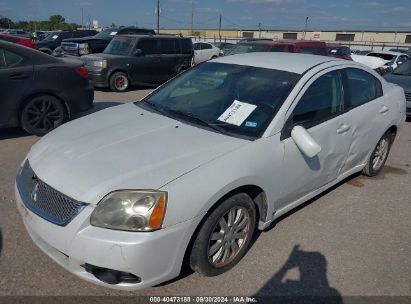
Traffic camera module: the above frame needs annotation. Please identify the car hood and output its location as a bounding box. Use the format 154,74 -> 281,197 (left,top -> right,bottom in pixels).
383,73 -> 411,91
27,103 -> 247,204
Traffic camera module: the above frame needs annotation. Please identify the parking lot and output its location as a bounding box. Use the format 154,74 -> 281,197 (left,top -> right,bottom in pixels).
0,88 -> 410,298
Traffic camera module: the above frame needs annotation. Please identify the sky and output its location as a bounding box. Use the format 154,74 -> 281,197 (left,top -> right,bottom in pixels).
1,0 -> 411,31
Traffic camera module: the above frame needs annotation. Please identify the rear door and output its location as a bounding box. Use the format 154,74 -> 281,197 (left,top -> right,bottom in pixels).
339,67 -> 389,173
131,38 -> 162,83
0,48 -> 33,127
159,38 -> 179,81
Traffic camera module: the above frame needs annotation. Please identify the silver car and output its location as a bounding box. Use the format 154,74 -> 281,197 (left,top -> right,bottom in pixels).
15,53 -> 406,290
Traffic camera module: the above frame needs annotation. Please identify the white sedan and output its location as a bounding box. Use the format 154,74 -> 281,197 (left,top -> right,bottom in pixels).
193,42 -> 221,64
15,53 -> 406,290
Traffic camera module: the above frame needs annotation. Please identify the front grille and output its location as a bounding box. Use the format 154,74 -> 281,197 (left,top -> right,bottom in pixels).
16,160 -> 86,226
61,42 -> 79,56
405,91 -> 411,102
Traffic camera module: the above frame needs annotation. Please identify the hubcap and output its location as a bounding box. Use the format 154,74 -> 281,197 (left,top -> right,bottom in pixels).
26,99 -> 62,132
115,76 -> 128,90
372,137 -> 389,171
207,207 -> 250,268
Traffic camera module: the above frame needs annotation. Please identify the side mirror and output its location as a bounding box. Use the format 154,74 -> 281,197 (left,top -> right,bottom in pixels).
134,49 -> 142,56
291,126 -> 322,158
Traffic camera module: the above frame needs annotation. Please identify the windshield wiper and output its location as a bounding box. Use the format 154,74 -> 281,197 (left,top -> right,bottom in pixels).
167,108 -> 230,135
143,100 -> 170,116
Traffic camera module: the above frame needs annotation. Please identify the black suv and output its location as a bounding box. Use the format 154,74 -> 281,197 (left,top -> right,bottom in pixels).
35,30 -> 98,54
55,27 -> 156,57
82,35 -> 193,92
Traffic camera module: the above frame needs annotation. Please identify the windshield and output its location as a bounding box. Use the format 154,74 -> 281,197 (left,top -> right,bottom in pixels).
94,28 -> 118,39
392,59 -> 411,76
226,43 -> 269,55
104,36 -> 134,55
367,53 -> 395,61
138,62 -> 300,139
43,32 -> 60,41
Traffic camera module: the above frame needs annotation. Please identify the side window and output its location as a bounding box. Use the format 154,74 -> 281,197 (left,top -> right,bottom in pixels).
202,43 -> 212,50
0,49 -> 6,68
193,43 -> 201,50
137,39 -> 158,55
160,39 -> 177,54
345,68 -> 383,108
270,45 -> 285,52
291,70 -> 344,129
4,50 -> 23,67
181,39 -> 193,54
300,46 -> 327,55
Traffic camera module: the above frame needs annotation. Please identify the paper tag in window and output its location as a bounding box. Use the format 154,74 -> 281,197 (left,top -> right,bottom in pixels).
110,31 -> 118,36
217,100 -> 257,126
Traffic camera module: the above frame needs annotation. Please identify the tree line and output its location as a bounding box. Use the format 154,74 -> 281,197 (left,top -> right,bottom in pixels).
0,15 -> 82,31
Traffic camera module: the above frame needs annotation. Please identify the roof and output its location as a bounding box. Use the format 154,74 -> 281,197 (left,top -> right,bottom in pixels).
367,51 -> 405,56
241,39 -> 325,46
211,52 -> 344,74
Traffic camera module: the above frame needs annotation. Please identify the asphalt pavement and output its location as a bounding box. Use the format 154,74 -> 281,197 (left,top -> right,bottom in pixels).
0,88 -> 410,298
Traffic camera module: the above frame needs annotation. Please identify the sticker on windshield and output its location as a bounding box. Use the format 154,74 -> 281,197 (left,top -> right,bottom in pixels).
218,100 -> 257,126
245,121 -> 258,128
110,32 -> 118,36
52,35 -> 58,39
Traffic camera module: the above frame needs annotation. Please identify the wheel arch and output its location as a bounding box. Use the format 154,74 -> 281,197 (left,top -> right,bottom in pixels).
17,92 -> 70,124
181,184 -> 268,269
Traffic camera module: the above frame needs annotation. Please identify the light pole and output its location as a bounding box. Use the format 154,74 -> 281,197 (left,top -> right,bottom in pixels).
157,0 -> 160,34
303,16 -> 309,39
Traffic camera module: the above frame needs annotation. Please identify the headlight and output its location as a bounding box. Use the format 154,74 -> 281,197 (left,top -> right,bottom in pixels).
90,190 -> 167,232
78,43 -> 90,55
92,59 -> 107,69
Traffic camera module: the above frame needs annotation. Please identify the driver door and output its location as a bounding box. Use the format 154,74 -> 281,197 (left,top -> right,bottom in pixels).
277,69 -> 352,209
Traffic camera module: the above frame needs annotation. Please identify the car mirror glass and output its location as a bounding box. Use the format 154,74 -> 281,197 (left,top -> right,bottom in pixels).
291,125 -> 322,158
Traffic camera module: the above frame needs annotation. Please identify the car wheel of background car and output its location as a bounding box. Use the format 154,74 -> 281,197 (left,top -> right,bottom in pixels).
109,72 -> 129,92
362,131 -> 392,177
20,95 -> 66,136
211,55 -> 218,59
189,192 -> 256,276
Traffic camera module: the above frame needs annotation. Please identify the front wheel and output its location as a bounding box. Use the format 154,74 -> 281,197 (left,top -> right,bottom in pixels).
20,95 -> 66,136
362,131 -> 392,176
189,193 -> 256,276
109,72 -> 129,92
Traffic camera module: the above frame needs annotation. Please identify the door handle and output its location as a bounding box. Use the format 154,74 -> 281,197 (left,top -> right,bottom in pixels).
10,73 -> 30,80
337,124 -> 351,134
379,106 -> 389,114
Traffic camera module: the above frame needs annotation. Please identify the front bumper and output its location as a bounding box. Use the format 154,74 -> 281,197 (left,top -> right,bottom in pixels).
15,183 -> 200,290
85,67 -> 109,88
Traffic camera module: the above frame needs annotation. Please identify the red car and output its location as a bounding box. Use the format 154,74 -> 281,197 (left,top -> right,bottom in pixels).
0,33 -> 38,50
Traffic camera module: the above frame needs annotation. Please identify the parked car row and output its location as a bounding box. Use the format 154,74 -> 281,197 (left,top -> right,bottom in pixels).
0,40 -> 93,135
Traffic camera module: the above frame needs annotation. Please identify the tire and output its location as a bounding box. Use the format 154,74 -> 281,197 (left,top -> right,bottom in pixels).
20,95 -> 66,136
362,131 -> 392,176
109,72 -> 129,92
189,193 -> 256,276
211,55 -> 218,59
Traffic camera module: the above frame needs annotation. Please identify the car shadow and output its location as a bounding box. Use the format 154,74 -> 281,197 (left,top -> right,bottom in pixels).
253,245 -> 342,303
0,128 -> 32,140
73,101 -> 124,119
94,85 -> 157,93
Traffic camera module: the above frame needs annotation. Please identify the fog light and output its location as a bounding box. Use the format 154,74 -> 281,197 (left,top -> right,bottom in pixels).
83,263 -> 141,285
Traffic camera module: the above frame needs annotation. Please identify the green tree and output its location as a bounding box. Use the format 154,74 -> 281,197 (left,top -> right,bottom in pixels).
0,17 -> 13,29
